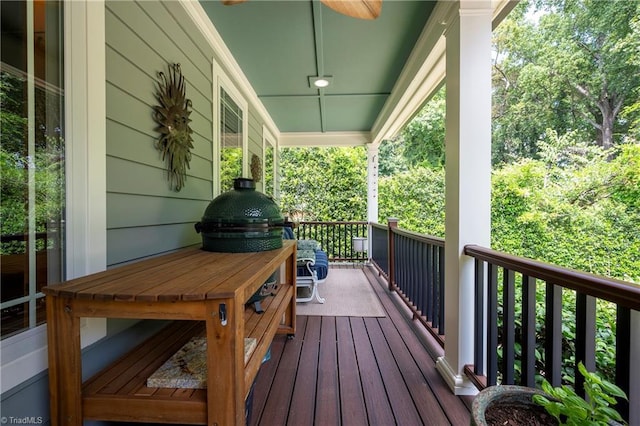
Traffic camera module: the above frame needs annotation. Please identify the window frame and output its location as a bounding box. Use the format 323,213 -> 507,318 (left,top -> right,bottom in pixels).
0,0 -> 107,394
212,60 -> 248,196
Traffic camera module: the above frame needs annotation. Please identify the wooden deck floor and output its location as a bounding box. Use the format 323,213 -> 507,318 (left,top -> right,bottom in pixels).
249,266 -> 473,426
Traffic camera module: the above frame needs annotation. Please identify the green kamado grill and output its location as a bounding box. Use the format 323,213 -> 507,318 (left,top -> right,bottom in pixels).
195,178 -> 284,253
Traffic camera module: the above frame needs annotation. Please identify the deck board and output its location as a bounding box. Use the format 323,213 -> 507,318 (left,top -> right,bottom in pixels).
251,266 -> 472,426
287,316 -> 321,426
335,316 -> 369,426
315,317 -> 340,425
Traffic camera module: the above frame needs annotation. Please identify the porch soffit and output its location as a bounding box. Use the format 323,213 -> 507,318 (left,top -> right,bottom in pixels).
191,0 -> 516,148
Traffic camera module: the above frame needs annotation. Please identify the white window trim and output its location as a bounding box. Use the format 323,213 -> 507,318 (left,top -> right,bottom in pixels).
0,0 -> 107,394
212,60 -> 249,196
262,125 -> 278,198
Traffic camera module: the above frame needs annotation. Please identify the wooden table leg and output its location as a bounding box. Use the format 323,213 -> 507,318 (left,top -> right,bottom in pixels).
46,296 -> 82,426
205,298 -> 244,425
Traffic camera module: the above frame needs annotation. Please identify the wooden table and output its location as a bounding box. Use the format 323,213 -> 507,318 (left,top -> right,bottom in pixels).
44,240 -> 296,426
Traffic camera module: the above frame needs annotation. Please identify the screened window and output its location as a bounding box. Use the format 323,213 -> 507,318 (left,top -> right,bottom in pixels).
1,0 -> 65,340
219,87 -> 243,192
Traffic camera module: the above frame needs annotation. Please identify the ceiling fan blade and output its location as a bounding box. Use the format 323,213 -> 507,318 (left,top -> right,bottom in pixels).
320,0 -> 381,20
221,0 -> 247,5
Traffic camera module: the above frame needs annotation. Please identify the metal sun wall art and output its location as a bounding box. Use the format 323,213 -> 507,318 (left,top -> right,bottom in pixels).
154,63 -> 194,191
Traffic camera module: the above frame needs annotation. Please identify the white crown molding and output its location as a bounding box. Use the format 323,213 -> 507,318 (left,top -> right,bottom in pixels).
280,131 -> 371,147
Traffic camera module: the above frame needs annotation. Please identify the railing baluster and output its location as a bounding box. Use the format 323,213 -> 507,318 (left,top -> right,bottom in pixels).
431,244 -> 438,329
502,269 -> 516,384
420,242 -> 427,320
388,222 -> 397,290
521,275 -> 536,387
575,292 -> 596,398
488,263 -> 499,386
410,239 -> 418,313
545,282 -> 563,387
401,236 -> 406,290
474,258 -> 485,377
402,236 -> 408,296
425,244 -> 433,322
438,245 -> 445,335
422,243 -> 428,324
334,223 -> 339,260
616,306 -> 631,421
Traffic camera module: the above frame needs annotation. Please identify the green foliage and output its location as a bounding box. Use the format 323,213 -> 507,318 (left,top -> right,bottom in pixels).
278,147 -> 367,221
491,133 -> 640,282
533,362 -> 628,426
1,71 -> 65,255
264,145 -> 275,197
378,138 -> 408,177
1,141 -> 65,253
220,147 -> 243,192
377,166 -> 445,236
395,88 -> 446,169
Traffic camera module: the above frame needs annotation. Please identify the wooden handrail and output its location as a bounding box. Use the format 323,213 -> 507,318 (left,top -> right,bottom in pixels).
392,227 -> 444,247
464,244 -> 640,311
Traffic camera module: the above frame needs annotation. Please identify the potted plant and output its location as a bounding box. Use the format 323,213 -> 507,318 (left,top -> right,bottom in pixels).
533,362 -> 627,426
472,362 -> 628,426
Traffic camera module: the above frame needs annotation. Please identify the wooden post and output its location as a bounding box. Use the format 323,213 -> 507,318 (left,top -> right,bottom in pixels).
387,218 -> 398,291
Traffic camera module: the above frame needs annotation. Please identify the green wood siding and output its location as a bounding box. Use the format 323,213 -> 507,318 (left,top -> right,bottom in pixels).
105,0 -> 273,266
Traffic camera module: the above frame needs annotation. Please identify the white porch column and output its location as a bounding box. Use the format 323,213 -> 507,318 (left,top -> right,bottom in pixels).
435,0 -> 492,395
366,144 -> 379,224
366,144 -> 379,256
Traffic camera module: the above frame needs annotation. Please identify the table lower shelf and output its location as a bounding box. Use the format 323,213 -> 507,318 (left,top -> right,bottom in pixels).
81,284 -> 293,424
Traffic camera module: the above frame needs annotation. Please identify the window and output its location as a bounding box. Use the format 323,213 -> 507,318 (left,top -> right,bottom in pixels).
219,87 -> 244,192
1,0 -> 65,340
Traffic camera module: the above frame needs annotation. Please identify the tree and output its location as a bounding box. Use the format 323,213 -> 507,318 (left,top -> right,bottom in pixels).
395,87 -> 446,169
378,137 -> 408,177
492,0 -> 640,163
1,71 -> 65,254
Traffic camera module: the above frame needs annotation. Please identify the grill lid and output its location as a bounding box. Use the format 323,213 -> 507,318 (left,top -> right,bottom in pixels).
195,178 -> 284,252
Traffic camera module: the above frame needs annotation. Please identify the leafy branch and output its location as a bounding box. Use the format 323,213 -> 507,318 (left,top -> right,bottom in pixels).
533,362 -> 628,426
